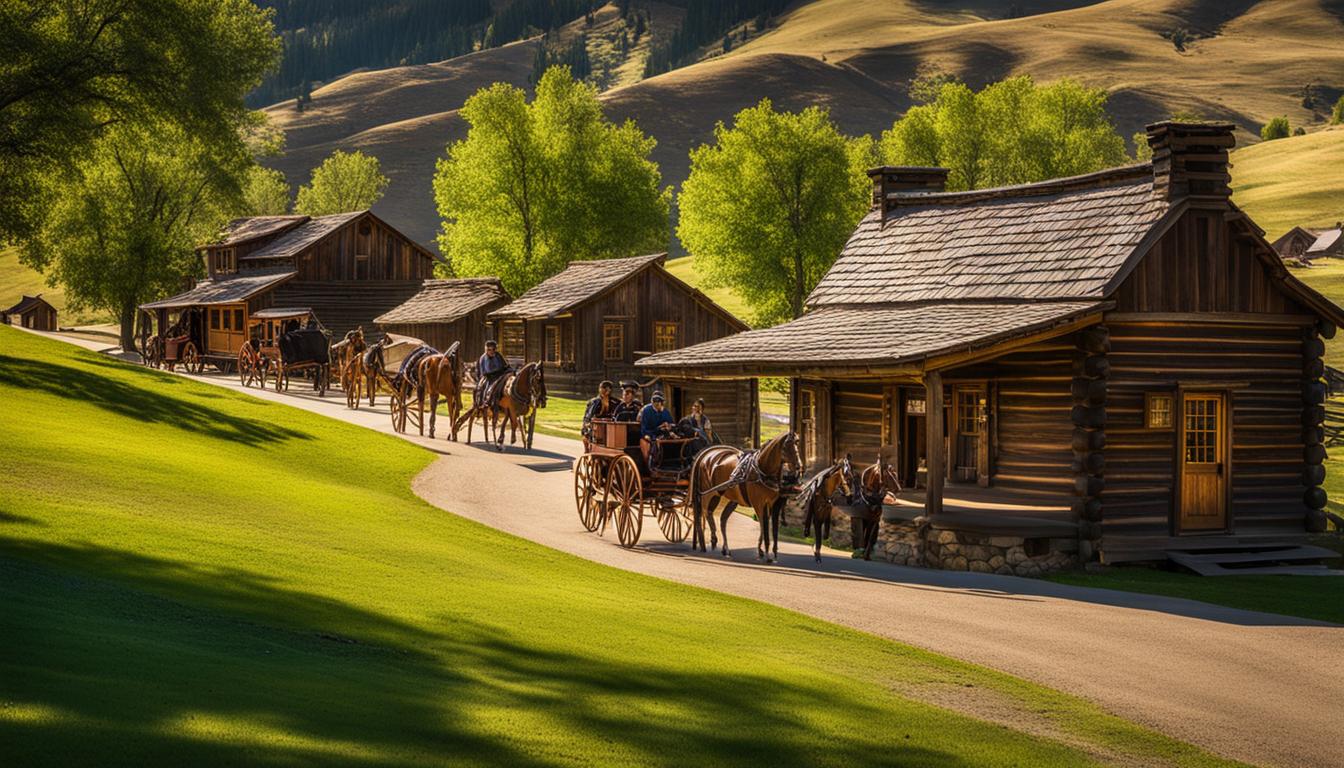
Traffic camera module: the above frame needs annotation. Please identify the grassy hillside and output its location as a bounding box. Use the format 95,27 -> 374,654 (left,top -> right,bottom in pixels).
0,328 -> 1236,766
1230,126 -> 1344,240
261,0 -> 1344,254
0,247 -> 114,327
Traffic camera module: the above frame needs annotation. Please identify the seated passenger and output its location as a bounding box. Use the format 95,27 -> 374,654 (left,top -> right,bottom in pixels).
638,391 -> 676,442
679,398 -> 718,445
611,382 -> 643,422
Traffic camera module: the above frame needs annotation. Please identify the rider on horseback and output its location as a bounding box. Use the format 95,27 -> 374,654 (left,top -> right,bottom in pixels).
474,340 -> 511,413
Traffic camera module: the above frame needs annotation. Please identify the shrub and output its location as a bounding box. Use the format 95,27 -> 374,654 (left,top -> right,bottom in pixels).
1261,117 -> 1291,141
1332,95 -> 1344,125
1294,126 -> 1307,136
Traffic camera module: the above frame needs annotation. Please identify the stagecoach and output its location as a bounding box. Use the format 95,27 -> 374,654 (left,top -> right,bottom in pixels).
573,419 -> 703,547
139,307 -> 205,373
237,308 -> 332,395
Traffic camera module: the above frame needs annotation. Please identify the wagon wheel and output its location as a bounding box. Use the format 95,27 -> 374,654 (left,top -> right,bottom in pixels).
656,494 -> 691,543
180,342 -> 201,374
237,345 -> 254,387
606,455 -> 644,547
389,386 -> 409,433
573,455 -> 602,532
273,362 -> 285,392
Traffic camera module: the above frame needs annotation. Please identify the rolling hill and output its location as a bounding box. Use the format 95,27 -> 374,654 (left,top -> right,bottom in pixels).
1229,125 -> 1344,239
260,0 -> 1344,253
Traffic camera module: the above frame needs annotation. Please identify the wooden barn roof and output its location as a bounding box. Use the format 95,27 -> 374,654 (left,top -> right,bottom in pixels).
3,294 -> 55,315
637,301 -> 1107,378
240,211 -> 367,261
375,278 -> 510,325
140,269 -> 296,309
208,215 -> 309,248
1307,228 -> 1342,255
808,165 -> 1168,308
489,253 -> 667,321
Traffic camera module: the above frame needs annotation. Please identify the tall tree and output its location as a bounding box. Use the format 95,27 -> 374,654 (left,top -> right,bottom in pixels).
294,150 -> 388,215
0,0 -> 279,244
433,66 -> 670,295
678,99 -> 872,326
23,123 -> 249,350
881,76 -> 1128,192
244,166 -> 291,215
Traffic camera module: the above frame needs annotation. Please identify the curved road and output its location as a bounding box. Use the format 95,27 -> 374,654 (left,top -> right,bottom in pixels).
46,331 -> 1344,768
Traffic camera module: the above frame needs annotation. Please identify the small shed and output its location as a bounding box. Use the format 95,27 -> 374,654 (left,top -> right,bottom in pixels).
1271,226 -> 1321,261
2,294 -> 58,331
375,278 -> 512,355
1305,224 -> 1344,260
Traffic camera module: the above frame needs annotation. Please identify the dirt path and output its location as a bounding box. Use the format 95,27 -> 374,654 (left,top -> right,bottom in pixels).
40,329 -> 1344,768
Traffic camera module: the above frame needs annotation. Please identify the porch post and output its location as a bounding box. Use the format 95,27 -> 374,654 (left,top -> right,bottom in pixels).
925,369 -> 944,517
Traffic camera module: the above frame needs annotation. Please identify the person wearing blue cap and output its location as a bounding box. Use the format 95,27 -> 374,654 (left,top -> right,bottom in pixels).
638,390 -> 676,442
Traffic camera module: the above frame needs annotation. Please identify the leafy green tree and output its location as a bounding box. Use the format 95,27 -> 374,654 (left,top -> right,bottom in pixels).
295,150 -> 389,216
678,99 -> 872,325
0,0 -> 279,245
22,123 -> 248,350
433,66 -> 670,295
1332,96 -> 1344,125
244,167 -> 291,215
1260,117 -> 1291,141
880,76 -> 1127,192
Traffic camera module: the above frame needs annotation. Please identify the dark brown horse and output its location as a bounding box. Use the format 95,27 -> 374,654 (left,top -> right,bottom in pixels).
797,457 -> 854,563
417,341 -> 462,440
688,432 -> 803,562
490,361 -> 547,451
844,453 -> 902,560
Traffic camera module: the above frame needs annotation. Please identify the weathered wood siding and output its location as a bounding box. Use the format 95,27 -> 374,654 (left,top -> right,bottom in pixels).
272,281 -> 425,338
379,306 -> 504,358
830,382 -> 885,466
664,377 -> 757,449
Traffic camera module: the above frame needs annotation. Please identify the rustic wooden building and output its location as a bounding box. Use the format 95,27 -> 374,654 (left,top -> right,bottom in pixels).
1271,226 -> 1321,262
639,123 -> 1344,573
140,211 -> 437,366
2,294 -> 57,331
375,278 -> 511,354
488,253 -> 759,447
1305,224 -> 1344,260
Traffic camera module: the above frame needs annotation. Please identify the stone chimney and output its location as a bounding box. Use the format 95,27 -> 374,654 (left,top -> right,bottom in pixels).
867,166 -> 949,211
1145,122 -> 1235,205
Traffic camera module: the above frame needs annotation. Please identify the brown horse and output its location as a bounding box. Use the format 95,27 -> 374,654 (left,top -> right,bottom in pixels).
797,457 -> 854,563
844,453 -> 902,561
688,432 -> 803,562
416,341 -> 462,440
490,361 -> 547,451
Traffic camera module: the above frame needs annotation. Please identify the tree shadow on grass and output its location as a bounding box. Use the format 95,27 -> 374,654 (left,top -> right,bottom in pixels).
0,538 -> 1012,768
0,355 -> 311,447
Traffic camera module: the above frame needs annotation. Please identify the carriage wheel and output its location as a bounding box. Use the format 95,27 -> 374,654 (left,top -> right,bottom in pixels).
237,346 -> 255,387
389,388 -> 408,433
273,364 -> 284,392
180,342 -> 201,374
573,455 -> 602,532
607,455 -> 644,547
656,495 -> 691,543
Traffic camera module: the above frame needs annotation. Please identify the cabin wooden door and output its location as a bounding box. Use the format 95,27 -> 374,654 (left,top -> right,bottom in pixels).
1178,392 -> 1228,532
952,384 -> 987,484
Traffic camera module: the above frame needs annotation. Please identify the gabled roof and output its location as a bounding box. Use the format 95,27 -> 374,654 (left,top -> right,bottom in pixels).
1307,228 -> 1343,255
139,268 -> 296,309
637,302 -> 1108,377
807,165 -> 1169,307
3,294 -> 55,315
208,216 -> 309,248
488,253 -> 667,321
375,278 -> 510,325
241,211 -> 367,261
1270,226 -> 1321,252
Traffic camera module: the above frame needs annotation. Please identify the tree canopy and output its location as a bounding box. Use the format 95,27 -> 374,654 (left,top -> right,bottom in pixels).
294,150 -> 389,216
1260,116 -> 1291,141
433,66 -> 670,296
244,166 -> 292,215
678,99 -> 872,326
880,76 -> 1128,191
22,122 -> 249,350
0,0 -> 279,245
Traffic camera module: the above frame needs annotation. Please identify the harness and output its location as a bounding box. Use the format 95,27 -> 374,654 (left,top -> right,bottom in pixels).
705,448 -> 788,495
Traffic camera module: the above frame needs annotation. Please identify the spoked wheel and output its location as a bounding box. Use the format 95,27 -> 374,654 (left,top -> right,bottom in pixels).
389,386 -> 409,433
606,455 -> 644,548
237,345 -> 259,387
573,455 -> 602,532
657,494 -> 692,543
180,342 -> 202,374
273,363 -> 286,392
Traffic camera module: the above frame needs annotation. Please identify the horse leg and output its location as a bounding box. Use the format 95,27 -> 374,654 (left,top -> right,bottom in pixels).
864,512 -> 880,561
705,497 -> 720,550
718,501 -> 737,558
427,388 -> 438,439
771,498 -> 783,562
812,512 -> 824,563
448,388 -> 460,442
755,504 -> 770,562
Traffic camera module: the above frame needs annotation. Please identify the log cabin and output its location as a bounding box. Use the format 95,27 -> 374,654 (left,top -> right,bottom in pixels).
375,278 -> 511,355
139,211 -> 437,367
639,122 -> 1344,574
1271,226 -> 1322,262
2,294 -> 57,331
487,253 -> 759,447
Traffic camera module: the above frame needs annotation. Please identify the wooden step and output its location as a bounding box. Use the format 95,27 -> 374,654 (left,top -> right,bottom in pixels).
1167,545 -> 1342,576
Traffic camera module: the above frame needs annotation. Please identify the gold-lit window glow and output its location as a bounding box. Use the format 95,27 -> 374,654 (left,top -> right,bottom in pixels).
654,321 -> 679,353
1146,393 -> 1173,429
603,323 -> 624,361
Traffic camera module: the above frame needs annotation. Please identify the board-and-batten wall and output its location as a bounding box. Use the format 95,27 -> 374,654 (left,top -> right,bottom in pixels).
379,306 -> 507,358
288,216 -> 435,282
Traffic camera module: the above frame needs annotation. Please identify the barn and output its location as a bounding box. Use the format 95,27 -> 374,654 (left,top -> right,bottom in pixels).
140,211 -> 437,367
488,253 -> 759,447
2,294 -> 57,331
638,122 -> 1344,573
375,278 -> 511,355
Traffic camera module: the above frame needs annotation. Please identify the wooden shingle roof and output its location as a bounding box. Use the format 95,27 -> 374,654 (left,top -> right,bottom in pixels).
489,253 -> 666,321
637,302 -> 1108,376
139,268 -> 296,309
209,215 -> 309,248
3,294 -> 55,315
241,211 -> 366,261
1307,228 -> 1342,255
808,165 -> 1169,308
375,278 -> 510,325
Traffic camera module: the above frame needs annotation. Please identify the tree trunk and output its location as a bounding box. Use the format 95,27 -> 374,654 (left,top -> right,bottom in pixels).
791,246 -> 804,318
119,299 -> 137,352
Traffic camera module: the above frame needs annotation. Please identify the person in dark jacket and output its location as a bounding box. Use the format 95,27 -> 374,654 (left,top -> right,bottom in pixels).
611,382 -> 643,422
581,380 -> 618,446
474,340 -> 511,409
638,391 -> 676,442
679,397 -> 718,445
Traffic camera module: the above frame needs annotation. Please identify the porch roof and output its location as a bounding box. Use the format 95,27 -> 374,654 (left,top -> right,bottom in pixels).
636,300 -> 1108,378
139,269 -> 296,310
488,253 -> 666,321
375,278 -> 509,325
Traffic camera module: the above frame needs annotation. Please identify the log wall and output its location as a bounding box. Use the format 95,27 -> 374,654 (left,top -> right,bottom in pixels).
272,281 -> 426,339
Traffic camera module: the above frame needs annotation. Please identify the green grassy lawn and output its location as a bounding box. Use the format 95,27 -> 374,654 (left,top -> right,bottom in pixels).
0,246 -> 112,326
1231,126 -> 1344,242
0,327 -> 1237,767
1290,259 -> 1344,370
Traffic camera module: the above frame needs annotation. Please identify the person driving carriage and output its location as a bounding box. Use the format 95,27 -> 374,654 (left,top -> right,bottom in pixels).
474,340 -> 511,411
638,391 -> 676,442
611,381 -> 643,422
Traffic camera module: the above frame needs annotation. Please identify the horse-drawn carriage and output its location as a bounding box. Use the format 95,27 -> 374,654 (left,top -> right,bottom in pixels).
573,419 -> 701,548
139,308 -> 205,373
237,308 -> 331,395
